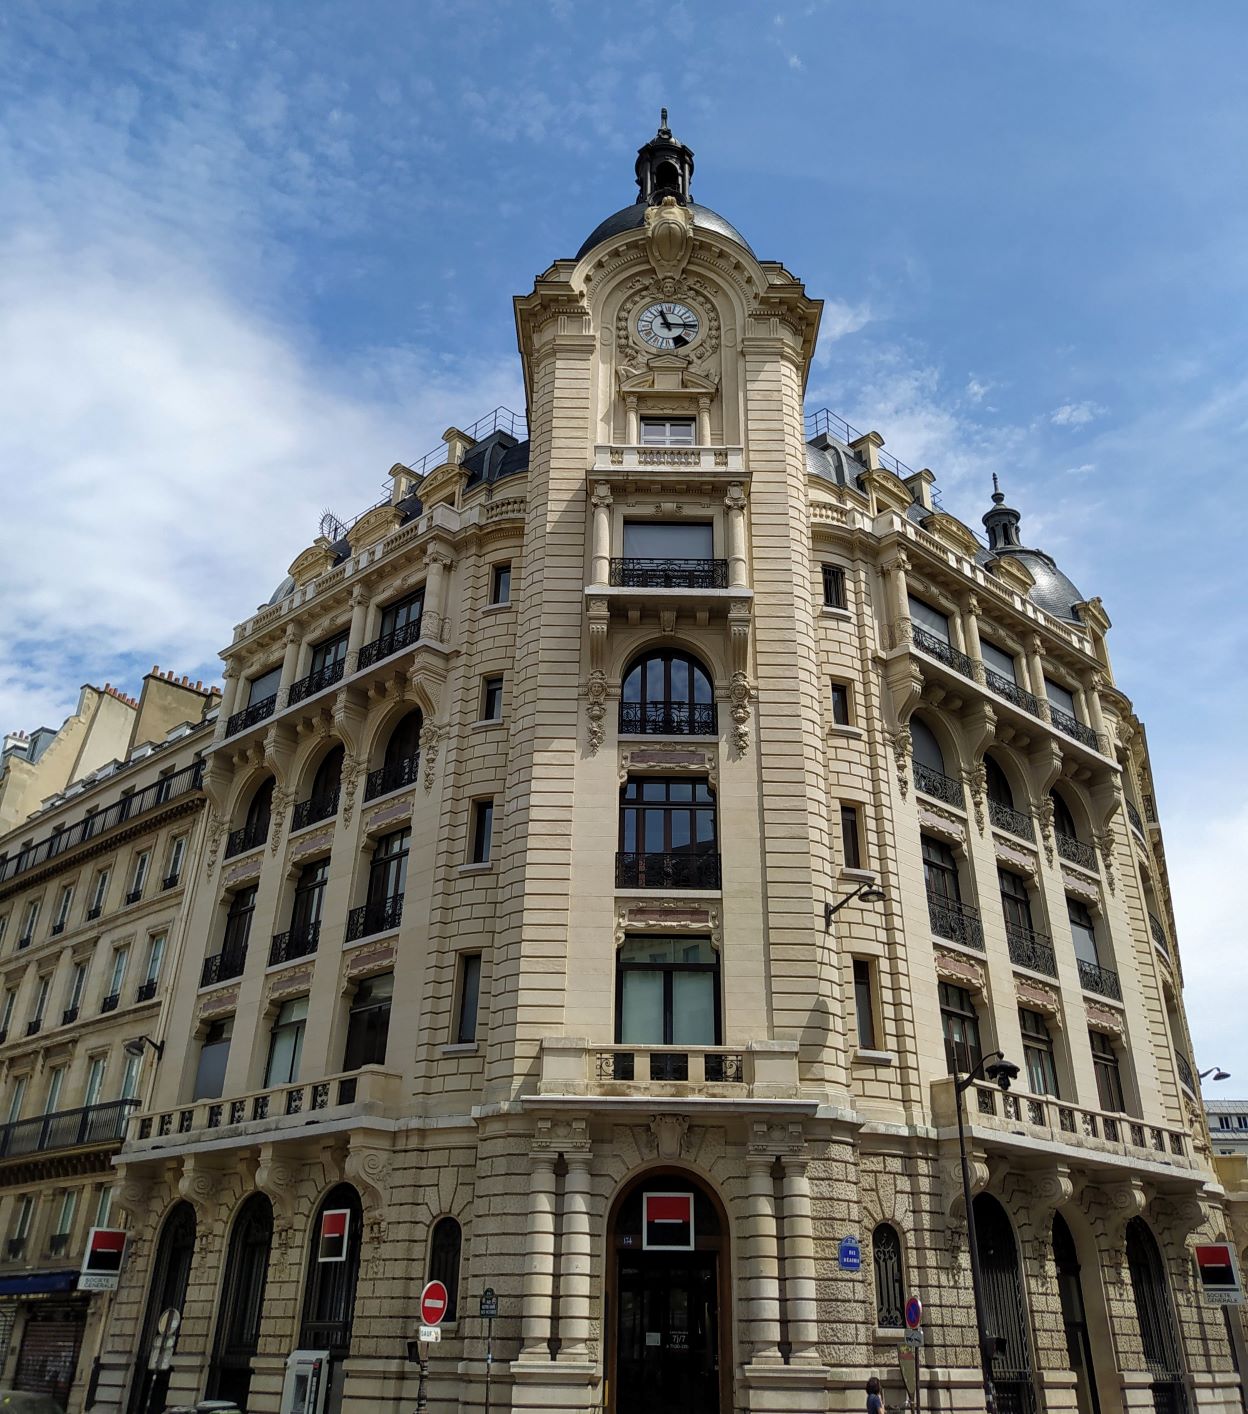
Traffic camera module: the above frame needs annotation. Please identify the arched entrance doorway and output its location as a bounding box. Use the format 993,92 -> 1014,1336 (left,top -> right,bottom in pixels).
206,1193 -> 274,1407
608,1171 -> 729,1414
1126,1217 -> 1189,1414
1054,1213 -> 1101,1414
974,1194 -> 1036,1414
128,1201 -> 196,1414
299,1184 -> 363,1414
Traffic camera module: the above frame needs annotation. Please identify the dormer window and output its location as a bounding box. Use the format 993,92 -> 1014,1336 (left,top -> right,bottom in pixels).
640,417 -> 695,447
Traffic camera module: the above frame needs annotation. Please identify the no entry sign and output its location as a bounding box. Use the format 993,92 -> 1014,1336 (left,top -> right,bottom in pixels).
420,1279 -> 450,1327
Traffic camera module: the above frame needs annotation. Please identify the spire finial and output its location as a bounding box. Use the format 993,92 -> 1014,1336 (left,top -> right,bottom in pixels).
660,107 -> 668,128
991,473 -> 1004,505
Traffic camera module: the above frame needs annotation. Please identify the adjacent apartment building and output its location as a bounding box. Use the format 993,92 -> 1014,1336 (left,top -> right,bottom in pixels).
63,120 -> 1242,1414
0,671 -> 217,1407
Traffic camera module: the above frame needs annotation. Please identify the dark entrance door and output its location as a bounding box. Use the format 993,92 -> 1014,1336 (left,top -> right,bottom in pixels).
974,1194 -> 1037,1414
13,1301 -> 86,1406
207,1193 -> 274,1409
1126,1218 -> 1189,1414
129,1200 -> 196,1414
1054,1214 -> 1101,1414
617,1251 -> 718,1414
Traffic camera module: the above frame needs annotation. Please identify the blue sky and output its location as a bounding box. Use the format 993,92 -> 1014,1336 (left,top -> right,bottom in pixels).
1,1 -> 1244,1082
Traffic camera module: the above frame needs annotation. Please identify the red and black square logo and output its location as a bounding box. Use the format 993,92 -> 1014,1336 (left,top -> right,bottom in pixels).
643,1192 -> 694,1251
318,1208 -> 351,1263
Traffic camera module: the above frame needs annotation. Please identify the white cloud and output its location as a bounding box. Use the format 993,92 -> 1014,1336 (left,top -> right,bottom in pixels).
1050,400 -> 1107,426
965,376 -> 991,403
1063,463 -> 1097,477
812,301 -> 871,361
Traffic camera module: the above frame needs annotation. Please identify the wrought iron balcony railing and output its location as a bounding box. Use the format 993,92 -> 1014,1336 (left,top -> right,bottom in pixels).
16,936 -> 31,952
364,754 -> 420,802
0,1099 -> 138,1160
985,669 -> 1043,716
100,994 -> 119,1014
1056,831 -> 1097,871
135,979 -> 158,1003
1176,1052 -> 1197,1095
201,945 -> 247,988
615,852 -> 722,890
225,819 -> 269,858
269,923 -> 321,967
1048,704 -> 1100,751
287,658 -> 346,706
345,895 -> 404,943
86,906 -> 101,921
618,702 -> 718,736
292,789 -> 339,832
61,1007 -> 78,1026
25,1020 -> 41,1037
6,1239 -> 23,1259
1149,913 -> 1169,952
50,923 -> 65,937
989,799 -> 1035,841
1077,958 -> 1122,1001
125,889 -> 143,906
162,873 -> 180,890
914,762 -> 964,808
357,617 -> 423,671
1125,799 -> 1145,836
47,1233 -> 70,1257
0,760 -> 204,886
226,694 -> 277,737
1005,921 -> 1057,977
607,558 -> 730,589
912,626 -> 974,678
926,892 -> 984,951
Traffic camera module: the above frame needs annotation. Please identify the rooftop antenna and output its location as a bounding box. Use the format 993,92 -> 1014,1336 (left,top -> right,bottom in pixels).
319,509 -> 347,542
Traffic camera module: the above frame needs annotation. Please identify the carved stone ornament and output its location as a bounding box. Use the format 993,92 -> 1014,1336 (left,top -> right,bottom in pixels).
729,671 -> 752,755
1087,1005 -> 1126,1038
341,750 -> 361,825
994,838 -> 1038,878
1015,977 -> 1062,1021
586,669 -> 609,756
644,197 -> 694,283
969,763 -> 988,835
532,1116 -> 591,1155
1096,828 -> 1117,893
422,721 -> 448,792
934,948 -> 987,994
917,802 -> 965,844
1038,796 -> 1056,865
649,1113 -> 690,1161
204,812 -> 226,878
269,786 -> 294,855
940,1153 -> 989,1221
616,902 -> 720,946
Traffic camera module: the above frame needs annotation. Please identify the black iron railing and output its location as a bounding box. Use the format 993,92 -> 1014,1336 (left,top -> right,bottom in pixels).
358,617 -> 422,671
985,669 -> 1043,716
269,923 -> 321,967
914,762 -> 964,807
615,852 -> 722,890
608,558 -> 729,589
50,923 -> 64,937
1005,922 -> 1057,977
288,659 -> 346,706
1126,799 -> 1145,836
5,1239 -> 23,1259
989,800 -> 1035,841
1056,831 -> 1097,871
292,789 -> 339,832
926,893 -> 984,950
162,873 -> 180,890
0,761 -> 204,886
135,980 -> 158,1003
345,895 -> 404,943
1077,959 -> 1122,1001
912,626 -> 974,678
25,1020 -> 41,1037
16,936 -> 31,951
0,1099 -> 137,1159
100,994 -> 119,1014
61,1008 -> 78,1026
125,889 -> 142,906
225,819 -> 269,858
618,702 -> 718,736
1149,914 -> 1169,953
47,1233 -> 69,1256
226,694 -> 277,737
1049,704 -> 1100,750
364,754 -> 420,802
1176,1052 -> 1196,1095
201,946 -> 247,988
86,906 -> 101,922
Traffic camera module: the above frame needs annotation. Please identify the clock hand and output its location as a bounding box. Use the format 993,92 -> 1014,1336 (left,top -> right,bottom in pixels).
659,312 -> 673,332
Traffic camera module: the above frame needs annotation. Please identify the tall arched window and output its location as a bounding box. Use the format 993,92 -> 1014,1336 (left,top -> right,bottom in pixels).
294,745 -> 344,830
911,718 -> 945,774
129,1202 -> 196,1414
300,1183 -> 363,1357
1126,1218 -> 1188,1414
984,755 -> 1014,810
872,1223 -> 905,1328
620,650 -> 716,736
428,1217 -> 462,1321
226,776 -> 275,858
911,717 -> 963,806
973,1194 -> 1036,1414
1050,789 -> 1078,842
366,709 -> 423,802
207,1194 -> 274,1407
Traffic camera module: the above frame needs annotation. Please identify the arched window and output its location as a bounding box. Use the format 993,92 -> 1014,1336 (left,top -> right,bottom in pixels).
1126,1218 -> 1187,1413
620,650 -> 716,736
294,745 -> 344,829
872,1223 -> 905,1328
910,717 -> 945,774
366,709 -> 423,801
300,1183 -> 363,1357
245,777 -> 274,835
428,1217 -> 462,1321
984,755 -> 1014,810
1050,790 -> 1078,842
207,1194 -> 274,1407
973,1194 -> 1036,1414
129,1202 -> 196,1414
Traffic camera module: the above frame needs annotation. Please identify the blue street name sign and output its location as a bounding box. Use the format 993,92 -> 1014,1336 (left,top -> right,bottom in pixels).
838,1236 -> 862,1271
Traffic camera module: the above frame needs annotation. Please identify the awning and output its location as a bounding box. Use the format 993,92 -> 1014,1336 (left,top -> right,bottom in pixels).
0,1271 -> 80,1297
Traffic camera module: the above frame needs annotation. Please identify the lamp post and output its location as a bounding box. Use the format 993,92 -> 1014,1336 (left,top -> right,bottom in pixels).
953,1049 -> 1020,1414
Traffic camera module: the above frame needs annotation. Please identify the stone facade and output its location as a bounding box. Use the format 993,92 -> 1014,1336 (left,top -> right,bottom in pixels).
75,121 -> 1241,1414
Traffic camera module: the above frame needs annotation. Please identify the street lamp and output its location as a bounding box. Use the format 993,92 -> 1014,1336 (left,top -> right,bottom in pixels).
824,881 -> 886,930
953,1048 -> 1020,1414
1199,1066 -> 1231,1082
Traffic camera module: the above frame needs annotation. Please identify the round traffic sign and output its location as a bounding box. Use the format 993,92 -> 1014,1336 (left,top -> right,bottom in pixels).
420,1279 -> 450,1326
155,1308 -> 181,1337
905,1294 -> 923,1330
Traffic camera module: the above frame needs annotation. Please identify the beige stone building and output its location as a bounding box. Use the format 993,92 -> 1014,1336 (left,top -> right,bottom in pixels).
0,669 -> 217,1408
91,119 -> 1239,1414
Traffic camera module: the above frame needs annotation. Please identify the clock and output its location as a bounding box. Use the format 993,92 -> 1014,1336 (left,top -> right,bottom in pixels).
636,301 -> 700,351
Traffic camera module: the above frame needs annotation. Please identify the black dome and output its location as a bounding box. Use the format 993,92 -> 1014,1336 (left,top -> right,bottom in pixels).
996,549 -> 1086,623
575,200 -> 753,262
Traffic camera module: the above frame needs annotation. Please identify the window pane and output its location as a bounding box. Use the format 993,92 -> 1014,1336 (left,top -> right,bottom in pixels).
980,640 -> 1017,682
908,597 -> 949,641
194,1037 -> 231,1100
854,960 -> 876,1049
671,972 -> 715,1045
1046,680 -> 1077,718
248,667 -> 281,705
622,522 -> 713,558
457,955 -> 481,1043
619,971 -> 665,1045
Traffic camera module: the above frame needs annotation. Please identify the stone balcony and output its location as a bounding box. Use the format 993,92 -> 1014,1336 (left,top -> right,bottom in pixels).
592,444 -> 744,479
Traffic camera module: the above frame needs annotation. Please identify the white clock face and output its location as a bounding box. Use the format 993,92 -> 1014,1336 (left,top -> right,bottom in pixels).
636,301 -> 700,351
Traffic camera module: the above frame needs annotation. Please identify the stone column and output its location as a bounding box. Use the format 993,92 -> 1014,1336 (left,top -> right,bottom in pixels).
625,394 -> 639,445
1028,634 -> 1052,720
589,483 -> 613,587
780,1157 -> 821,1363
697,394 -> 712,445
519,1153 -> 558,1360
558,1151 -> 593,1357
744,1155 -> 783,1363
725,483 -> 749,588
1087,673 -> 1109,748
277,623 -> 302,704
961,594 -> 987,683
213,665 -> 240,741
345,585 -> 370,672
883,551 -> 911,648
423,549 -> 452,643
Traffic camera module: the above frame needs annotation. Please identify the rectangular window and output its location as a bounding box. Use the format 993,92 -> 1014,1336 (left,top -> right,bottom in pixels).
130,851 -> 150,897
19,899 -> 39,943
44,1066 -> 66,1113
95,1185 -> 113,1228
1067,898 -> 1100,967
32,976 -> 50,1024
998,869 -> 1034,934
481,676 -> 504,722
640,417 -> 695,446
1,991 -> 15,1034
107,948 -> 129,997
12,1195 -> 33,1241
1090,1030 -> 1126,1113
223,885 -> 257,959
84,1057 -> 106,1108
922,835 -> 962,904
247,666 -> 282,706
471,800 -> 494,865
68,962 -> 88,1012
291,860 -> 330,937
456,954 -> 482,1044
616,937 -> 720,1046
192,1018 -> 233,1101
89,869 -> 109,915
908,596 -> 950,642
144,934 -> 166,984
840,805 -> 862,870
367,829 -> 410,913
54,886 -> 73,930
53,1190 -> 77,1238
0,916 -> 7,945
622,522 -> 714,559
7,1078 -> 27,1124
980,640 -> 1018,684
343,973 -> 393,1071
265,996 -> 309,1088
309,632 -> 349,677
379,590 -> 425,641
1020,1008 -> 1060,1097
165,836 -> 186,886
939,982 -> 983,1075
120,1053 -> 141,1101
853,959 -> 877,1050
1219,1116 -> 1232,1130
1046,679 -> 1078,719
619,777 -> 718,887
490,563 -> 511,605
822,564 -> 847,609
829,682 -> 851,727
